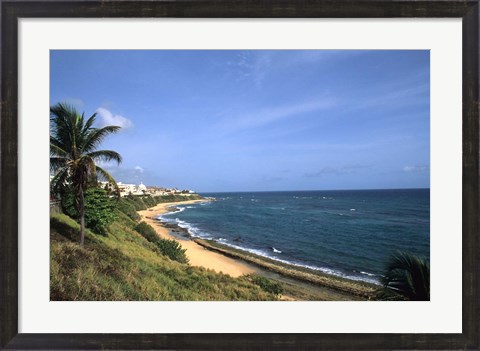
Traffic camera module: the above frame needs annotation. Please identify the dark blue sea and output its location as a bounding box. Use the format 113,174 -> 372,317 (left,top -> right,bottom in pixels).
158,189 -> 430,284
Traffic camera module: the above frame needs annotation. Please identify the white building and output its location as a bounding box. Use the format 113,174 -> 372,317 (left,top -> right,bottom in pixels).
138,182 -> 147,193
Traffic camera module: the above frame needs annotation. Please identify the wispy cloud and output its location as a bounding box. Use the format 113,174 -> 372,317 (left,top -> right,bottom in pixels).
347,84 -> 429,112
96,107 -> 133,129
305,164 -> 370,177
227,51 -> 270,86
340,71 -> 430,114
403,165 -> 429,172
218,99 -> 335,134
135,166 -> 144,173
261,175 -> 284,182
227,51 -> 367,88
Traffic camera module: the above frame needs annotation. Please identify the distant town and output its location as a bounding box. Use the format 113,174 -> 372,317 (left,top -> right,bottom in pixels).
98,181 -> 197,198
49,174 -> 197,199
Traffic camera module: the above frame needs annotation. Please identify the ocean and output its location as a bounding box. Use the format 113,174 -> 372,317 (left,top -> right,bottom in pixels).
157,189 -> 430,284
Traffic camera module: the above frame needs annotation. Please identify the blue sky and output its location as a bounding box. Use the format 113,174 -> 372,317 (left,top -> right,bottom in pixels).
50,50 -> 430,192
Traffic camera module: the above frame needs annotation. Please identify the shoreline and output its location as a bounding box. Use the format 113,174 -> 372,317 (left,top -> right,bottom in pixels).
193,238 -> 376,299
138,198 -> 378,300
137,199 -> 259,278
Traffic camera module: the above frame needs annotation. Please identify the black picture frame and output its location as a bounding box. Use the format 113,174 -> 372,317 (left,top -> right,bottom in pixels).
1,1 -> 478,350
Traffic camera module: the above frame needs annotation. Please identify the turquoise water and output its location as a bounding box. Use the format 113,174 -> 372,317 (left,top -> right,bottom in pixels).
158,189 -> 430,284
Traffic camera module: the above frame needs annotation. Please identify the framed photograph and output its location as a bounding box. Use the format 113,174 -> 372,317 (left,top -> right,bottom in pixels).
1,0 -> 478,350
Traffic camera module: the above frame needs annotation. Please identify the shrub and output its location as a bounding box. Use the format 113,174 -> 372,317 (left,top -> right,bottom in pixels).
61,187 -> 117,235
114,209 -> 137,228
142,196 -> 156,208
125,195 -> 147,210
156,239 -> 189,264
117,199 -> 140,221
134,222 -> 189,264
247,274 -> 284,295
134,222 -> 159,243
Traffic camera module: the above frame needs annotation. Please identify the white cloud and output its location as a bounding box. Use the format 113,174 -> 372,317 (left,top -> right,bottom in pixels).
403,165 -> 429,172
96,107 -> 133,129
135,166 -> 144,173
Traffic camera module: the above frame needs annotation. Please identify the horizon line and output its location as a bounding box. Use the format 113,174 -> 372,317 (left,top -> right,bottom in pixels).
196,187 -> 430,194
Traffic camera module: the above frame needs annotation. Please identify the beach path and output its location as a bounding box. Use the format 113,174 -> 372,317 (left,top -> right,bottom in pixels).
138,199 -> 257,277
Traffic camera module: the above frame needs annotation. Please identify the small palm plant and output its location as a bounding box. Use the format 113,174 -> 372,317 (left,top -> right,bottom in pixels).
50,103 -> 122,245
378,251 -> 430,301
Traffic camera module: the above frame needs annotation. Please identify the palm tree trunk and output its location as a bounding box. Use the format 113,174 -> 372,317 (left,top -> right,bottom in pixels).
79,187 -> 85,246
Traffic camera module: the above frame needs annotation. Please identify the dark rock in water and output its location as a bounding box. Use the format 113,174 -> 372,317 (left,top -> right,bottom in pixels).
163,223 -> 180,229
158,220 -> 192,239
233,236 -> 242,242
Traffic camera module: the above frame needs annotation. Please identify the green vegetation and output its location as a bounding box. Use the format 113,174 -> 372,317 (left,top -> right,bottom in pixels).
247,274 -> 284,295
133,221 -> 160,242
50,213 -> 278,301
377,251 -> 430,301
123,195 -> 148,211
62,188 -> 117,235
50,102 -> 122,245
134,222 -> 188,264
59,187 -> 201,237
117,198 -> 140,221
123,194 -> 204,211
153,194 -> 204,203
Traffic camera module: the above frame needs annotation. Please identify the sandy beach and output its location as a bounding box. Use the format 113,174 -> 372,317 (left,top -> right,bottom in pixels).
138,199 -> 257,277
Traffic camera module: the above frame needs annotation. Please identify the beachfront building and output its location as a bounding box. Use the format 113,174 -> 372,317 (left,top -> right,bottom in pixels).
118,182 -> 146,196
98,181 -> 145,197
144,186 -> 176,196
118,182 -> 135,196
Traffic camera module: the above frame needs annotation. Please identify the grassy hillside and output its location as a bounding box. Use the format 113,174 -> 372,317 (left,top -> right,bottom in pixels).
50,209 -> 279,301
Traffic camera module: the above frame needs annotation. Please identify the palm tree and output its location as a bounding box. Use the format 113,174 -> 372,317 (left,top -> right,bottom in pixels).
378,251 -> 430,301
50,103 -> 122,245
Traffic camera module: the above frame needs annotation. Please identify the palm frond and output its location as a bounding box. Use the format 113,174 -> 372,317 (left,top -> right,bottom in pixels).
50,103 -> 79,156
96,165 -> 120,197
50,141 -> 70,158
380,251 -> 430,301
50,166 -> 70,194
77,113 -> 97,149
82,125 -> 121,153
50,102 -> 79,119
50,157 -> 69,173
83,113 -> 97,131
86,150 -> 122,165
